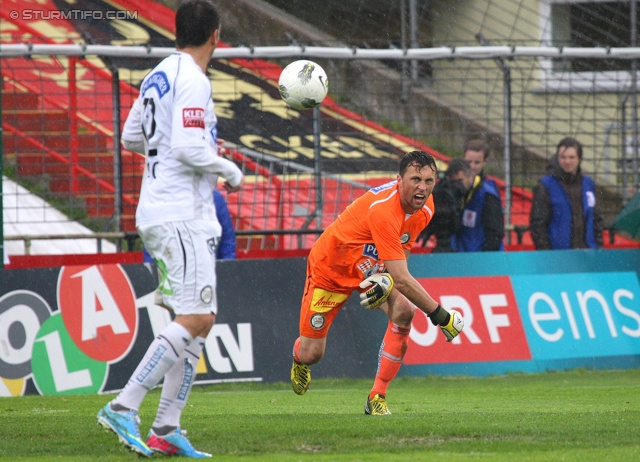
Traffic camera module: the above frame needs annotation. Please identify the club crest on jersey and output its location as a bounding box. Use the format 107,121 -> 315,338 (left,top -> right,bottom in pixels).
200,286 -> 213,304
400,232 -> 410,245
360,261 -> 384,279
310,313 -> 325,330
362,243 -> 379,260
183,108 -> 205,128
141,71 -> 170,98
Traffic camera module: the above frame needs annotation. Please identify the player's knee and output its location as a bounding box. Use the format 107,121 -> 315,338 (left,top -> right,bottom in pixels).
201,313 -> 216,333
392,302 -> 415,328
185,313 -> 216,338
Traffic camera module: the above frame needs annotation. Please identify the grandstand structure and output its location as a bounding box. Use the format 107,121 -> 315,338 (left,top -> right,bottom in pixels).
2,0 -> 640,265
234,0 -> 640,214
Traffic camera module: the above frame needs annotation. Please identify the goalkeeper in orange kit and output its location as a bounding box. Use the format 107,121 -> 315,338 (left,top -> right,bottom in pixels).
291,150 -> 464,415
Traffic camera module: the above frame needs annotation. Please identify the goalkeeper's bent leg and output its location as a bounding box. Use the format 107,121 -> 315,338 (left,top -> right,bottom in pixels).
369,321 -> 410,400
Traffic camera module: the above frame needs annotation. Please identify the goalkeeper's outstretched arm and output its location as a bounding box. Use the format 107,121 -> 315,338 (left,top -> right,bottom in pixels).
384,258 -> 463,342
384,259 -> 438,312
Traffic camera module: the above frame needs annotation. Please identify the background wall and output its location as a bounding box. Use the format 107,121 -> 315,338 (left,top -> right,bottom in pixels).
2,248 -> 639,397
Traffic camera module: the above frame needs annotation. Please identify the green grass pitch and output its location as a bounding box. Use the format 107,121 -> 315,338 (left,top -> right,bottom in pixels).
1,368 -> 639,461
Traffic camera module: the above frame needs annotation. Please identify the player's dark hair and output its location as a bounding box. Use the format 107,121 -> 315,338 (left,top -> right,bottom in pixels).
175,0 -> 220,49
464,139 -> 490,160
399,150 -> 437,176
445,157 -> 472,178
556,136 -> 583,160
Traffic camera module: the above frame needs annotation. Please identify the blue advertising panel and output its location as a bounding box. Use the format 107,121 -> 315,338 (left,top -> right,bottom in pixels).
511,272 -> 640,360
401,249 -> 640,377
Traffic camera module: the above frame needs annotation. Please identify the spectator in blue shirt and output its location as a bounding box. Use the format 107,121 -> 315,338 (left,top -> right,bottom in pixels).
213,189 -> 236,259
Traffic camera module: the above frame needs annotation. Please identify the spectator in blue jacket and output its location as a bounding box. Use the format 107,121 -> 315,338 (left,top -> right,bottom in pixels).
529,137 -> 604,250
452,139 -> 505,252
213,189 -> 236,259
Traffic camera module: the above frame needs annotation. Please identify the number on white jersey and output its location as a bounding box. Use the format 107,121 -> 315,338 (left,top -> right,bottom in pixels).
142,97 -> 159,179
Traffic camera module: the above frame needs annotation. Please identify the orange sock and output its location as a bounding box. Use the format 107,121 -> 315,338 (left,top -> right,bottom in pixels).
292,337 -> 301,363
369,321 -> 410,399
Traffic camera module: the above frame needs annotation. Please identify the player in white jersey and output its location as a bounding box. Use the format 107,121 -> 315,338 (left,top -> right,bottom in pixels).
97,1 -> 242,458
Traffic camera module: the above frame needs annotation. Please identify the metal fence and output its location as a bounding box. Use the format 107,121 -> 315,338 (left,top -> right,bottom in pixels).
2,43 -> 640,255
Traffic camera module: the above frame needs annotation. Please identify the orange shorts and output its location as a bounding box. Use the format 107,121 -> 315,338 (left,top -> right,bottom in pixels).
298,274 -> 352,339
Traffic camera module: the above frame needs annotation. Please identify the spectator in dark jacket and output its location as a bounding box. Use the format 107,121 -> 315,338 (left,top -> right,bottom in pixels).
213,189 -> 237,259
453,139 -> 505,252
418,158 -> 475,252
529,137 -> 604,250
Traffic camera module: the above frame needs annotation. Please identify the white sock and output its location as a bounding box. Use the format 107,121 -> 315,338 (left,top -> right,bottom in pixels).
114,323 -> 193,412
151,336 -> 205,433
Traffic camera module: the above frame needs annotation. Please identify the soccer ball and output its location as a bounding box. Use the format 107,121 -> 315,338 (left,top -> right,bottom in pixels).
278,60 -> 328,110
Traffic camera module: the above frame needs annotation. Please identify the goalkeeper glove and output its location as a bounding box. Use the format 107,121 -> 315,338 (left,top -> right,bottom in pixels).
358,273 -> 394,310
440,309 -> 464,342
429,305 -> 464,342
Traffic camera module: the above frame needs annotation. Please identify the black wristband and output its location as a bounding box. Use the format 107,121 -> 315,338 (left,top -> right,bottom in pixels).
428,304 -> 447,326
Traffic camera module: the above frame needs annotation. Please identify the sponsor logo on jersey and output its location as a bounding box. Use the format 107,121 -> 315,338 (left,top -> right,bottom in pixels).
400,232 -> 410,245
362,243 -> 379,260
370,180 -> 397,194
141,71 -> 170,98
310,313 -> 325,330
183,107 -> 205,128
311,288 -> 348,313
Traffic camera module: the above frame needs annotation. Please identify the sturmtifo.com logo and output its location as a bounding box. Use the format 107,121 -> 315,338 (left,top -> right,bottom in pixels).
10,10 -> 138,21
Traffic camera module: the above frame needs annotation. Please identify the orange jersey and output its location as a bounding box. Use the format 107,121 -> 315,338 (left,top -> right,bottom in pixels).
309,180 -> 434,292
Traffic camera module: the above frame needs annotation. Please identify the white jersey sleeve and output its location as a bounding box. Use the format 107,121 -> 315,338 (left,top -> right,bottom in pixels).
173,146 -> 243,186
122,97 -> 145,154
170,73 -> 210,150
170,73 -> 243,186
